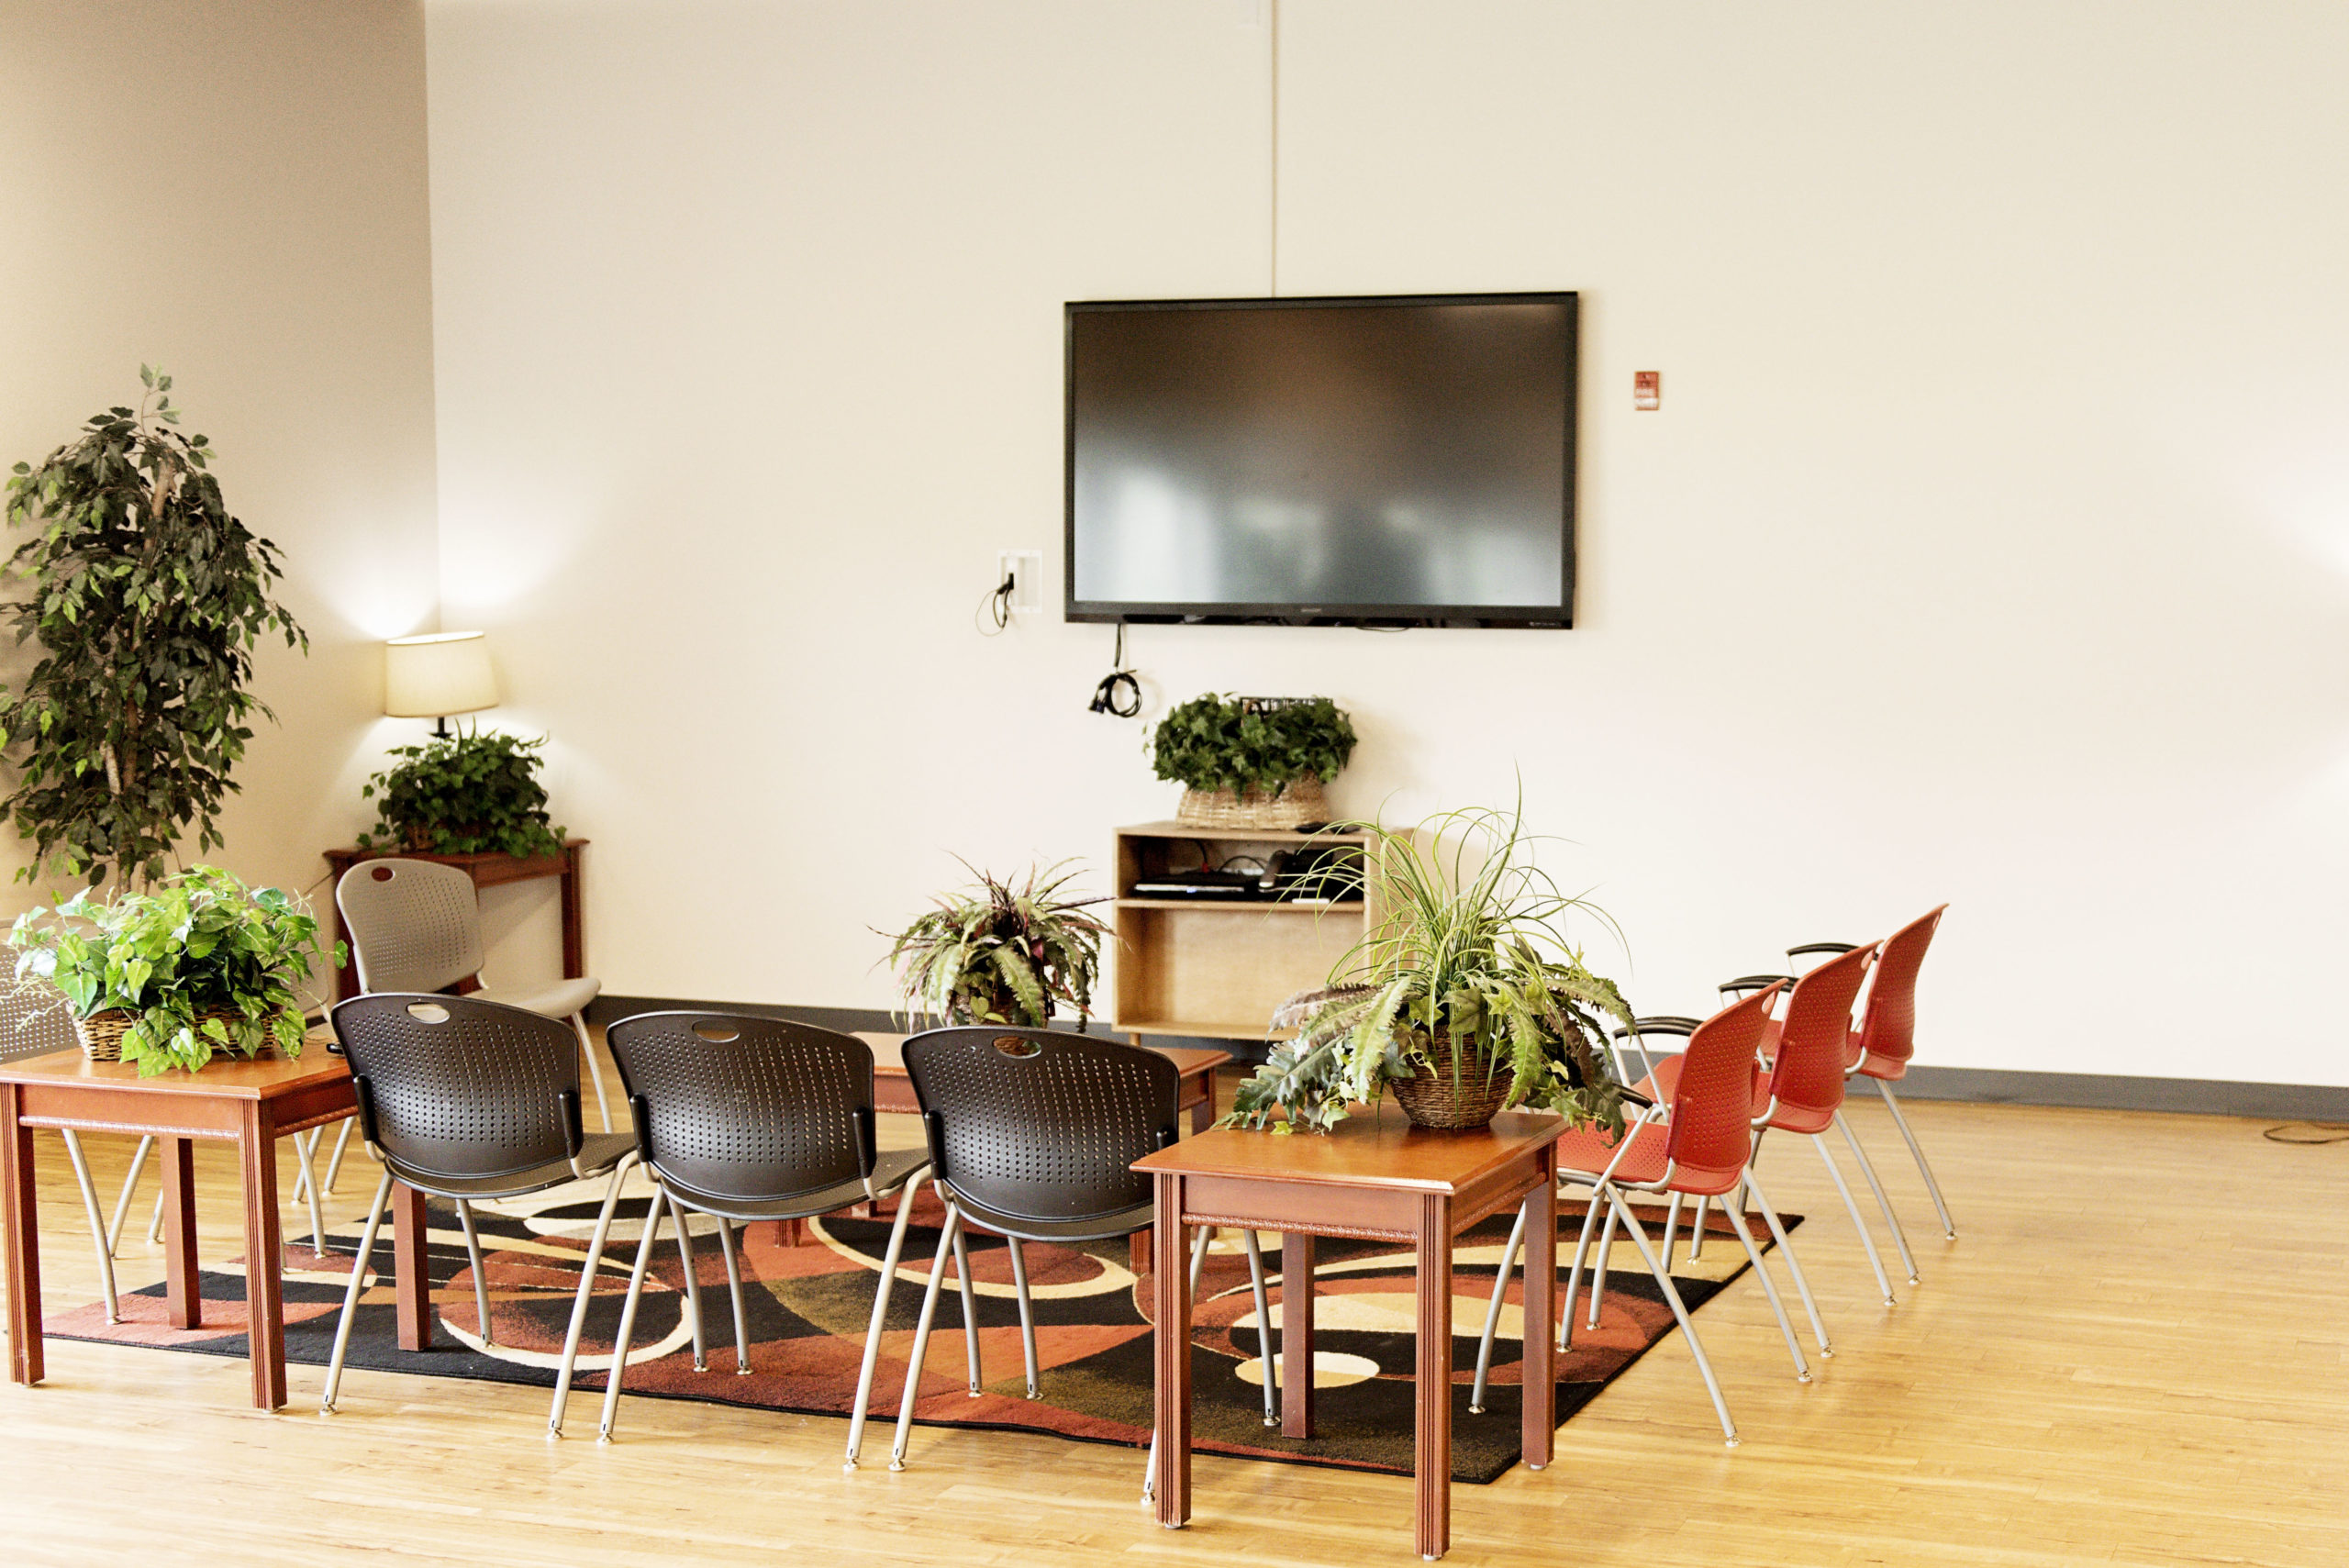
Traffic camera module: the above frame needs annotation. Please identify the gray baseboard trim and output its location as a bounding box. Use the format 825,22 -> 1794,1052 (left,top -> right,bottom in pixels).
584,995 -> 2347,1120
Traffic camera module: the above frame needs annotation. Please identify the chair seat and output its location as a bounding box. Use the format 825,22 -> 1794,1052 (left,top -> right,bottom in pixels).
942,1184 -> 1156,1245
1553,1118 -> 1671,1186
387,1130 -> 636,1202
660,1145 -> 932,1224
473,975 -> 601,1019
1846,1029 -> 1907,1081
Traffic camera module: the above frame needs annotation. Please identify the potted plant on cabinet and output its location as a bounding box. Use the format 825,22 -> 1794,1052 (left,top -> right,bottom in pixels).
1151,693 -> 1357,829
7,864 -> 341,1075
0,368 -> 308,890
881,861 -> 1114,1028
1223,804 -> 1632,1134
356,724 -> 566,857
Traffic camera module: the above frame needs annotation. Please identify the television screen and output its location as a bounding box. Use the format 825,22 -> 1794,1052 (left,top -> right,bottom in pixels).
1064,292 -> 1576,628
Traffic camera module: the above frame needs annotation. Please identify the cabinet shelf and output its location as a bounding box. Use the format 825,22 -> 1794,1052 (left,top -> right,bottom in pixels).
1111,897 -> 1362,914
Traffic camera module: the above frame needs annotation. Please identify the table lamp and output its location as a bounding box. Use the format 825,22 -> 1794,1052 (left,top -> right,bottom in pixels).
384,630 -> 497,737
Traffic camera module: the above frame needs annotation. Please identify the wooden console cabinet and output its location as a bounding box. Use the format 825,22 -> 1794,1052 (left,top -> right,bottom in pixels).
1108,822 -> 1381,1045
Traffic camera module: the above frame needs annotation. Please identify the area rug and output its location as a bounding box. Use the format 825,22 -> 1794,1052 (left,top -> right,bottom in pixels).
47,1173 -> 1795,1485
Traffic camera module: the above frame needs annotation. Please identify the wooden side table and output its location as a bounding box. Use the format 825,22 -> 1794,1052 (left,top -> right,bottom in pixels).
0,1046 -> 440,1409
321,839 -> 588,1004
1133,1112 -> 1566,1562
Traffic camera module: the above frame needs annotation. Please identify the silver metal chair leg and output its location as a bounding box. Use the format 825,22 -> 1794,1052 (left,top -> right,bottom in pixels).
59,1131 -> 120,1323
298,1129 -> 329,1262
1558,1184 -> 1607,1351
1876,1079 -> 1955,1238
547,1153 -> 639,1437
1721,1199 -> 1809,1381
1811,1132 -> 1896,1305
1241,1229 -> 1276,1428
322,1118 -> 356,1195
950,1219 -> 982,1396
320,1171 -> 395,1412
1686,1194 -> 1709,1260
571,1012 -> 614,1133
845,1170 -> 930,1471
667,1191 -> 707,1372
147,1184 -> 165,1245
1742,1169 -> 1831,1355
715,1218 -> 751,1374
106,1135 -> 153,1257
1470,1200 -> 1530,1413
292,1128 -> 319,1203
453,1199 -> 494,1346
1660,1191 -> 1684,1271
1584,1198 -> 1621,1330
1837,1108 -> 1920,1284
1607,1186 -> 1739,1448
890,1201 -> 966,1470
596,1191 -> 669,1441
1006,1237 -> 1041,1399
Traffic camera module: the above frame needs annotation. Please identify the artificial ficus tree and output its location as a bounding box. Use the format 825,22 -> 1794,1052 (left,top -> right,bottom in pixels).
0,368 -> 306,888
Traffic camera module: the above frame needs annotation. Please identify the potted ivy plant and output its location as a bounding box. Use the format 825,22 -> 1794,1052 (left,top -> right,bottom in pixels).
1151,694 -> 1357,829
357,724 -> 566,857
0,368 -> 307,889
1224,804 -> 1631,1134
7,864 -> 341,1075
881,861 -> 1114,1028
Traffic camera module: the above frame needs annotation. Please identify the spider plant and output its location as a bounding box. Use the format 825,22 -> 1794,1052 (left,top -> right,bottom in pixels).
1225,803 -> 1632,1133
880,860 -> 1115,1028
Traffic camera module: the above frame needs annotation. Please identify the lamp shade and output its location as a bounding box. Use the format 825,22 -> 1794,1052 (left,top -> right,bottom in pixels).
384,631 -> 497,718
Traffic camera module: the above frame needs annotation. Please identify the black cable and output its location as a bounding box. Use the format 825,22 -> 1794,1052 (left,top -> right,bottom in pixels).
1088,622 -> 1141,717
977,571 -> 1017,635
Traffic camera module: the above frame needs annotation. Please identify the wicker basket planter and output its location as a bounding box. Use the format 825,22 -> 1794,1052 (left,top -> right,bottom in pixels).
1388,1030 -> 1515,1130
73,1007 -> 277,1065
1174,774 -> 1330,830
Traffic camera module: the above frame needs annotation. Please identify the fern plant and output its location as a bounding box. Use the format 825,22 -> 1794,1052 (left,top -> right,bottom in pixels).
881,861 -> 1113,1028
1225,804 -> 1632,1134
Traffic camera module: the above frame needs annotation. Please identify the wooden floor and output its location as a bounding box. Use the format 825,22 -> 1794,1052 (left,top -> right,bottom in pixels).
3,1077 -> 2344,1566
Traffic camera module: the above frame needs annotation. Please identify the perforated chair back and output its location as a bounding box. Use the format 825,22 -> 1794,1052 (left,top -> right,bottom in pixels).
0,978 -> 79,1065
605,1011 -> 875,1207
1767,942 -> 1879,1124
330,992 -> 584,1187
336,859 -> 484,995
900,1026 -> 1179,1231
1852,905 -> 1946,1077
1664,986 -> 1780,1196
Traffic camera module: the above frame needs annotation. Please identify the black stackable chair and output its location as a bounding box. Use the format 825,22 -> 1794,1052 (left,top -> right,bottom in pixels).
319,993 -> 642,1424
584,1011 -> 933,1448
880,1025 -> 1275,1486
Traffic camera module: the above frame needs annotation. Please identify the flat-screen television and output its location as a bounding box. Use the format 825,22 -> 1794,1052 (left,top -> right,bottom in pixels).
1064,291 -> 1576,628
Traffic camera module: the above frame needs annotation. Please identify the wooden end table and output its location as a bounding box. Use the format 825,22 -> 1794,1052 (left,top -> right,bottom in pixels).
322,839 -> 589,1004
0,1045 -> 438,1410
1133,1111 -> 1565,1562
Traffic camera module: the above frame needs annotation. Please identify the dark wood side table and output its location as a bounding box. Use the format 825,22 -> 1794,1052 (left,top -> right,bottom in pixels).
0,1045 -> 439,1409
1133,1112 -> 1565,1562
321,839 -> 589,1004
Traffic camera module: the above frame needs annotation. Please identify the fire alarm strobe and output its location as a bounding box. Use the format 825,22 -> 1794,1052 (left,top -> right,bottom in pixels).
1633,371 -> 1661,410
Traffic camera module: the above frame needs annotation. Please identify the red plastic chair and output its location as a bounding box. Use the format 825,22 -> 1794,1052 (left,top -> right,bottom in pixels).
1468,985 -> 1808,1448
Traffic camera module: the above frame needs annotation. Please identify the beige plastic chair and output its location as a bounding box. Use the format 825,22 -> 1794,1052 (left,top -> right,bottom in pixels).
336,859 -> 612,1131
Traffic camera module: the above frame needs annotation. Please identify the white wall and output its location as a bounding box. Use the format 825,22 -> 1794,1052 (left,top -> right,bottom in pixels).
425,0 -> 2349,1084
0,0 -> 440,1000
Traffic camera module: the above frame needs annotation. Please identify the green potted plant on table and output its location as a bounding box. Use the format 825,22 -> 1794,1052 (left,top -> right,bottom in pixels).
357,725 -> 566,857
881,861 -> 1114,1028
1224,805 -> 1632,1134
1152,693 -> 1357,830
7,864 -> 341,1075
0,368 -> 307,890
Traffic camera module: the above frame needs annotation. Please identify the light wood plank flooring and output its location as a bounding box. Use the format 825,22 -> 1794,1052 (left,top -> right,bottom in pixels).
2,1077 -> 2343,1565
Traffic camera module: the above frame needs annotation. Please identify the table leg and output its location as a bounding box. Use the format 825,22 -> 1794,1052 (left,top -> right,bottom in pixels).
390,1181 -> 433,1351
1415,1193 -> 1453,1562
240,1105 -> 287,1409
2,1084 -> 41,1386
560,847 -> 586,979
1281,1231 -> 1316,1439
1150,1175 -> 1191,1529
1189,1072 -> 1215,1135
1130,1231 -> 1150,1275
162,1138 -> 200,1330
1520,1170 -> 1556,1471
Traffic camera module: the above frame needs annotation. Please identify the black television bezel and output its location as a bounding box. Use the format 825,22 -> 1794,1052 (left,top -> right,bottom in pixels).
1063,290 -> 1577,629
